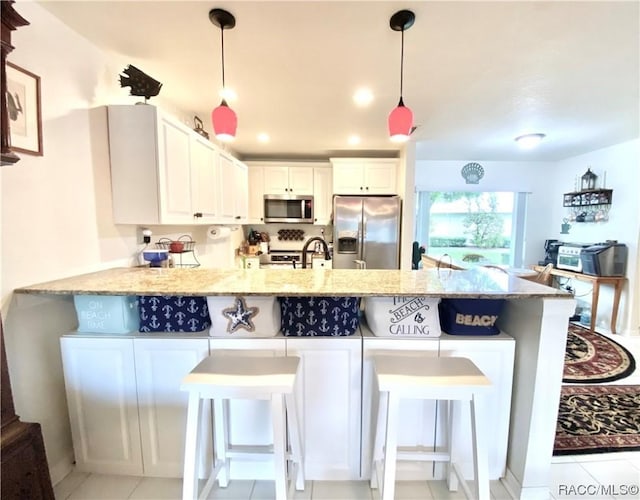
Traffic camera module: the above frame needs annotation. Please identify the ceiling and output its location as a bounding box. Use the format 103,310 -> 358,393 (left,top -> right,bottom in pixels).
38,1 -> 639,162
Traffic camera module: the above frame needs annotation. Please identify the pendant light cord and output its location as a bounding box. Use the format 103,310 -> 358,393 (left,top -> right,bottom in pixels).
220,27 -> 226,91
399,28 -> 404,99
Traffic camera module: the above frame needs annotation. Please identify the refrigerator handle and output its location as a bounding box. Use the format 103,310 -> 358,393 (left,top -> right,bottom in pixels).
361,215 -> 367,262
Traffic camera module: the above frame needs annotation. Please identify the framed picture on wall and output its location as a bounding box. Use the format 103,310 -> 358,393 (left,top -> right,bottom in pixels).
6,62 -> 43,156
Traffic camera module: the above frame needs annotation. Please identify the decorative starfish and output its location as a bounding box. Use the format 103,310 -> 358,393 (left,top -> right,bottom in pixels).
222,297 -> 259,333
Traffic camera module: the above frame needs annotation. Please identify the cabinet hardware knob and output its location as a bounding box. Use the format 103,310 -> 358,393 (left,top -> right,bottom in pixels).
235,215 -> 241,219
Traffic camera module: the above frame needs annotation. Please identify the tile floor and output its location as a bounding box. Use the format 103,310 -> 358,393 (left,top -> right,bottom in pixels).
54,331 -> 640,500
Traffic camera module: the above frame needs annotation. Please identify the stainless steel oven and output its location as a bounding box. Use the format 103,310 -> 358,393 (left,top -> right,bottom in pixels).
263,195 -> 314,224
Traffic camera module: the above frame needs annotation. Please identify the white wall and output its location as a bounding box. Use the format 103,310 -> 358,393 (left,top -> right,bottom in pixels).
414,160 -> 557,269
0,2 -> 237,482
550,139 -> 639,335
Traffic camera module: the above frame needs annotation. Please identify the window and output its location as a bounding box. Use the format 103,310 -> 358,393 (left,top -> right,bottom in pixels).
415,191 -> 527,267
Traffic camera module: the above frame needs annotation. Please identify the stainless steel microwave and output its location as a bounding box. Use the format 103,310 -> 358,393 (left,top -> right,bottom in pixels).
263,195 -> 314,223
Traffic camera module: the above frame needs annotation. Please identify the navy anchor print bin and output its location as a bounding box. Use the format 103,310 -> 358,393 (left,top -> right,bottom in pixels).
279,297 -> 361,336
138,296 -> 211,333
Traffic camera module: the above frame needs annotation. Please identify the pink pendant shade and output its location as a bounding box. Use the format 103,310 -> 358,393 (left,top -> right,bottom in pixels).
212,99 -> 237,142
388,97 -> 413,142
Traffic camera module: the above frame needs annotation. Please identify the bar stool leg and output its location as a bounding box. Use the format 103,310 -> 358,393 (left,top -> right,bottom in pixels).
285,393 -> 305,491
446,400 -> 459,492
381,392 -> 400,500
271,393 -> 288,500
470,394 -> 490,500
183,391 -> 202,500
213,398 -> 229,487
370,390 -> 388,490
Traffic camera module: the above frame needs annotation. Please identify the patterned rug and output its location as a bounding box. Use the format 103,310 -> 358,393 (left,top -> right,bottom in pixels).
554,385 -> 640,455
563,324 -> 636,383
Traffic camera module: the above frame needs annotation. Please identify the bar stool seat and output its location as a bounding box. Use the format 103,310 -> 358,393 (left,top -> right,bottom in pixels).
370,355 -> 492,500
181,354 -> 304,500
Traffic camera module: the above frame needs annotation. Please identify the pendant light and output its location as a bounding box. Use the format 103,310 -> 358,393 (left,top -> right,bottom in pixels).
388,10 -> 415,142
209,8 -> 237,142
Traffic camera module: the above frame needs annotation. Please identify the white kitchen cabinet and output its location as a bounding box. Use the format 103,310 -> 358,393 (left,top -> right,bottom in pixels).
217,152 -> 248,223
247,165 -> 265,224
108,105 -> 248,225
60,336 -> 143,475
286,336 -> 362,480
331,158 -> 398,195
263,165 -> 314,195
61,335 -> 211,478
134,337 -> 210,477
312,165 -> 333,225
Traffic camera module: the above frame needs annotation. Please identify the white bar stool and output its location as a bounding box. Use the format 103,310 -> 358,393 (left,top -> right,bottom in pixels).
370,355 -> 492,500
180,354 -> 304,500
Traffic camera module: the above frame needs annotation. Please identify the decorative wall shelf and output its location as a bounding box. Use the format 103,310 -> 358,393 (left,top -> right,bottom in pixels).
562,189 -> 613,208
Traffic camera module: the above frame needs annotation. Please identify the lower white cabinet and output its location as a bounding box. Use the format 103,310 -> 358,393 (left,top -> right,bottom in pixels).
61,335 -> 210,477
286,336 -> 362,480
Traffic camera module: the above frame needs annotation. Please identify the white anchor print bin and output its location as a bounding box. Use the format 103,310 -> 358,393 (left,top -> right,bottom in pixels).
279,297 -> 361,337
207,296 -> 281,337
138,296 -> 211,333
364,297 -> 441,337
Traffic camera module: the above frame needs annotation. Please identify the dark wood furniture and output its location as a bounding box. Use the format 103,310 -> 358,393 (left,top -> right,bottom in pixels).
1,320 -> 55,499
1,0 -> 29,166
532,265 -> 626,334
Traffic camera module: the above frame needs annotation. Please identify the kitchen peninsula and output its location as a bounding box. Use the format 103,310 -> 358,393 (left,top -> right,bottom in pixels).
17,268 -> 574,499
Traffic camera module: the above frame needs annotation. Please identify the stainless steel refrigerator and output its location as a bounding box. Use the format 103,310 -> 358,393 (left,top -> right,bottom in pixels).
332,195 -> 401,269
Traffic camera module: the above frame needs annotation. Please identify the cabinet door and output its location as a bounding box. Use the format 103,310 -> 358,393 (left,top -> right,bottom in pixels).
233,160 -> 249,222
60,337 -> 142,475
361,335 -> 439,480
286,336 -> 362,480
363,161 -> 397,194
157,117 -> 194,224
217,153 -> 237,221
247,166 -> 265,224
332,162 -> 365,194
210,338 -> 286,480
313,166 -> 332,225
190,136 -> 219,222
438,333 -> 515,480
288,167 -> 314,194
263,166 -> 290,195
134,338 -> 210,477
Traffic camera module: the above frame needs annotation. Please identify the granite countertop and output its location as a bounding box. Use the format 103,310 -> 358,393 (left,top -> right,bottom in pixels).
15,267 -> 571,299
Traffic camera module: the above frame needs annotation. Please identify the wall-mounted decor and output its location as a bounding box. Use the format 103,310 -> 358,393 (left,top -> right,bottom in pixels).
461,162 -> 484,184
6,62 -> 42,156
580,168 -> 597,191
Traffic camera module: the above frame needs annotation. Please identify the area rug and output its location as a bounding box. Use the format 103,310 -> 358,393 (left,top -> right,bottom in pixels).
563,324 -> 636,383
554,385 -> 640,455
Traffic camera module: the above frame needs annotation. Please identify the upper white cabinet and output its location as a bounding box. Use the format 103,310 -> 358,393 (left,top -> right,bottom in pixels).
331,158 -> 398,195
247,165 -> 265,224
312,165 -> 332,225
107,105 -> 247,225
217,152 -> 249,223
263,165 -> 314,195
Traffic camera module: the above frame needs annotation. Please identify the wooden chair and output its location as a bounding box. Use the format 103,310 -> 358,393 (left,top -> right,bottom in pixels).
530,263 -> 554,285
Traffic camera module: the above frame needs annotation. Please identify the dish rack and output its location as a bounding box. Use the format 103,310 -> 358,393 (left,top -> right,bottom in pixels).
155,236 -> 200,267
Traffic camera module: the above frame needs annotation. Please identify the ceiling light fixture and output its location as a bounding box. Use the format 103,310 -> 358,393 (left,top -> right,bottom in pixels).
353,88 -> 373,107
388,9 -> 415,143
209,8 -> 237,142
515,133 -> 546,149
257,132 -> 270,143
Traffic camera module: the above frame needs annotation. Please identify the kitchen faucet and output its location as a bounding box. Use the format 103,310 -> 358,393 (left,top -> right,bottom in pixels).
301,237 -> 331,269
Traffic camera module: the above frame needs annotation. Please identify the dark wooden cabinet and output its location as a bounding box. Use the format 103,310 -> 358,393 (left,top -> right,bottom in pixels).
1,321 -> 55,500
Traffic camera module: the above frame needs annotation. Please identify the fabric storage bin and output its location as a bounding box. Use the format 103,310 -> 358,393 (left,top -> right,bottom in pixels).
207,296 -> 280,337
438,298 -> 505,335
279,296 -> 360,337
364,297 -> 441,337
138,296 -> 210,333
74,295 -> 139,334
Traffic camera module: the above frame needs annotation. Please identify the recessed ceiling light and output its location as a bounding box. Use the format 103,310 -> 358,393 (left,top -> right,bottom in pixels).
219,87 -> 237,102
257,132 -> 270,143
353,88 -> 373,107
348,135 -> 361,145
515,133 -> 546,149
